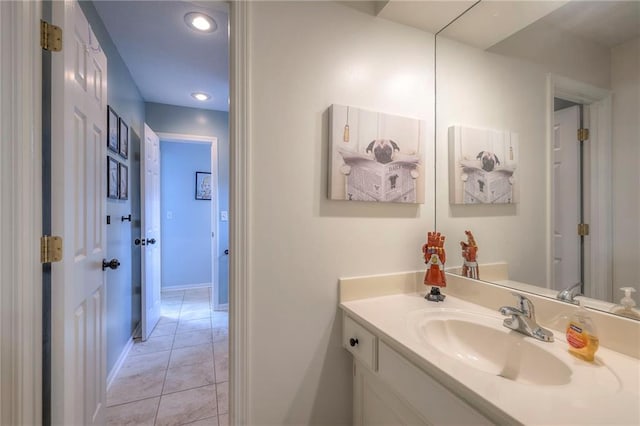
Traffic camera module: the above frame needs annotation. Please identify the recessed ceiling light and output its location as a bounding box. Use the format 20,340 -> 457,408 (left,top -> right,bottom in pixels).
184,12 -> 217,33
191,92 -> 211,101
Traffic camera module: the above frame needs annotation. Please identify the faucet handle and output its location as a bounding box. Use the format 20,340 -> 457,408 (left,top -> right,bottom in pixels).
510,292 -> 535,318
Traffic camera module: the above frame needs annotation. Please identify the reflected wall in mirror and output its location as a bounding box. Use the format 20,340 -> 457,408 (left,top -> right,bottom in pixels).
435,0 -> 639,319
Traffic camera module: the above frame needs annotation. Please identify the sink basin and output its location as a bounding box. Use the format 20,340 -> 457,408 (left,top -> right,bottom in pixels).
408,309 -> 572,386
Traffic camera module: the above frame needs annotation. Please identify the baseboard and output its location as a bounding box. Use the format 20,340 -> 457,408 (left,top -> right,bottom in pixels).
161,282 -> 212,292
106,324 -> 139,391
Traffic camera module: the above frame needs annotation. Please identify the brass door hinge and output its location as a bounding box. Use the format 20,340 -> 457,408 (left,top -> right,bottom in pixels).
40,20 -> 62,52
41,236 -> 63,263
578,223 -> 590,237
577,128 -> 589,142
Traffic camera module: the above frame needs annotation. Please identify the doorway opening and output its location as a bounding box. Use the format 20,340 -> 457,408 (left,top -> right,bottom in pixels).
548,75 -> 612,302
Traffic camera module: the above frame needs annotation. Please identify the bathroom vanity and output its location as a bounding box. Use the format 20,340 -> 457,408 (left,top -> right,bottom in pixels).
340,272 -> 640,425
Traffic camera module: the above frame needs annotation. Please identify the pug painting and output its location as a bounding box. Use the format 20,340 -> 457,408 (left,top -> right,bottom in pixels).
366,139 -> 400,164
476,151 -> 500,172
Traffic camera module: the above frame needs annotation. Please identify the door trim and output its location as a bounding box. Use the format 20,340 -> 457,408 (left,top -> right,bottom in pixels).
156,132 -> 220,308
229,1 -> 251,423
546,74 -> 612,300
0,1 -> 43,424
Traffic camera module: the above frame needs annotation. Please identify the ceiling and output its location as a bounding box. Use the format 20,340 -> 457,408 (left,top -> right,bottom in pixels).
93,0 -> 229,112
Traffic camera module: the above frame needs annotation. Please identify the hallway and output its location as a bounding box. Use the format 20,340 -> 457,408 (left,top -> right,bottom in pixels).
106,288 -> 228,425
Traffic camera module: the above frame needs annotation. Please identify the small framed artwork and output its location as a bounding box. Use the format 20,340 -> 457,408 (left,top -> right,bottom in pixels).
119,163 -> 129,200
107,106 -> 119,153
118,118 -> 129,159
107,157 -> 119,199
195,171 -> 212,200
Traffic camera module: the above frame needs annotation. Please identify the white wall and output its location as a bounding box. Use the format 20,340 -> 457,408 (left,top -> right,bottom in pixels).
248,2 -> 434,423
435,36 -> 549,286
611,37 -> 640,299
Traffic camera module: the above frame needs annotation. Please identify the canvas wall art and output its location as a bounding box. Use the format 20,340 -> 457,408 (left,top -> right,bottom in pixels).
449,126 -> 519,205
328,104 -> 426,204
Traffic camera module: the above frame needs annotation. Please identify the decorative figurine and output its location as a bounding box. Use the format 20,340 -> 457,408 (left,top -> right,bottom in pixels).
422,231 -> 446,302
460,230 -> 479,280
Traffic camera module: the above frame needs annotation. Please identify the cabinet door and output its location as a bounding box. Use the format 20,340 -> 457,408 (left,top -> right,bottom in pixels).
354,361 -> 429,426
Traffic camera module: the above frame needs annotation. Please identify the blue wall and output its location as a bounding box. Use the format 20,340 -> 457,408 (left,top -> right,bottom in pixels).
146,103 -> 229,304
160,142 -> 213,288
79,2 -> 145,375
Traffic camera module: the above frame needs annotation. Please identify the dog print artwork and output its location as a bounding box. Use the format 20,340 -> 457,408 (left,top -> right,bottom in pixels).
449,126 -> 519,204
329,105 -> 426,203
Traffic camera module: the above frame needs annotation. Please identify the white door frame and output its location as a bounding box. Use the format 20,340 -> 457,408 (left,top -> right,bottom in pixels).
546,74 -> 612,301
0,1 -> 43,424
229,1 -> 251,423
156,132 -> 221,306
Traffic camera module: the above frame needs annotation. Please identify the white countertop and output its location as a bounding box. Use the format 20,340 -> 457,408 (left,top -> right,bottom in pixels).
341,292 -> 640,425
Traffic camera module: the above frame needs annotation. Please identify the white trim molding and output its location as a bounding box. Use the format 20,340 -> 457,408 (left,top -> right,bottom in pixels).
0,1 -> 43,424
229,1 -> 251,424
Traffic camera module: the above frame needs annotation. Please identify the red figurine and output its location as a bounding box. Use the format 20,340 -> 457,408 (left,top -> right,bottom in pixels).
460,230 -> 479,280
422,232 -> 446,301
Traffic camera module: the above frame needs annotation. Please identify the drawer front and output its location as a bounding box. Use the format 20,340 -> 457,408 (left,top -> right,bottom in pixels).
378,341 -> 493,425
343,315 -> 377,371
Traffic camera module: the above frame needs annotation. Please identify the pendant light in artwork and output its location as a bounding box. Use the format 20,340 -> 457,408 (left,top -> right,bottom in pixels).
343,106 -> 350,142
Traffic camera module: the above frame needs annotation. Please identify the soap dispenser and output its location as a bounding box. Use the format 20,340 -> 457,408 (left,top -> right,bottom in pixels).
610,287 -> 640,320
566,303 -> 599,362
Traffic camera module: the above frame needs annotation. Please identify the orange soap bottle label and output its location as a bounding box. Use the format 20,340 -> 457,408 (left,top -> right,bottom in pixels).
566,323 -> 587,349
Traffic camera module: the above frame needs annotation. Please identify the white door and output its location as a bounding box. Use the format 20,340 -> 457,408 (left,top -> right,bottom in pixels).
141,124 -> 162,340
553,106 -> 581,290
51,0 -> 107,424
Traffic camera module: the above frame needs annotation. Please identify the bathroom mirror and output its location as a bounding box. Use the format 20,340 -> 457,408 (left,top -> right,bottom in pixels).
434,0 -> 639,318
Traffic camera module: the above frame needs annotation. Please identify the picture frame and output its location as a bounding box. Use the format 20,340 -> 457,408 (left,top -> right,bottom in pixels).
107,157 -> 119,199
195,171 -> 212,200
107,106 -> 119,153
328,104 -> 426,204
119,163 -> 129,200
118,118 -> 129,159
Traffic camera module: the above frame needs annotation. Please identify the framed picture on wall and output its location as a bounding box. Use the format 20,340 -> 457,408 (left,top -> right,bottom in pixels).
119,163 -> 128,200
118,118 -> 129,159
107,106 -> 119,153
195,171 -> 212,200
107,157 -> 119,199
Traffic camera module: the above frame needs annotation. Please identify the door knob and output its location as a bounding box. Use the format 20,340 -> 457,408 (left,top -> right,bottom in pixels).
102,258 -> 120,271
349,338 -> 359,347
134,238 -> 145,246
146,238 -> 156,245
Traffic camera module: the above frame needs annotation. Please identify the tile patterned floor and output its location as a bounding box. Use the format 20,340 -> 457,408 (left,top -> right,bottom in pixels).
106,288 -> 228,426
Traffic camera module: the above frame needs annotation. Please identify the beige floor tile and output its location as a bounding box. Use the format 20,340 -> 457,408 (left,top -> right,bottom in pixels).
128,335 -> 174,357
177,318 -> 213,334
157,316 -> 179,327
214,356 -> 228,383
163,360 -> 215,394
169,343 -> 214,369
107,368 -> 165,406
105,396 -> 159,425
173,329 -> 213,349
185,417 -> 218,425
218,413 -> 229,426
118,350 -> 170,378
156,385 -> 217,426
180,310 -> 211,322
150,322 -> 178,338
212,327 -> 228,343
213,339 -> 228,361
215,381 -> 228,415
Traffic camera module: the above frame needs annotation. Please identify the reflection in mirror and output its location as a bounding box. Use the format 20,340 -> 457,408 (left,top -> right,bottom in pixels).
435,1 -> 640,319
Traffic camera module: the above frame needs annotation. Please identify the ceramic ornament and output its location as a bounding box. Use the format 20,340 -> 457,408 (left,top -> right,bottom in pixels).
422,231 -> 446,302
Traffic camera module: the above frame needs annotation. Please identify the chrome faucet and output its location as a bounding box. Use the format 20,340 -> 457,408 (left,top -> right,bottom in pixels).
557,282 -> 582,305
499,293 -> 554,342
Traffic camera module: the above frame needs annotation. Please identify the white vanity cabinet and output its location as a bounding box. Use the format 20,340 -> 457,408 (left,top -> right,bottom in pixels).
343,313 -> 493,426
